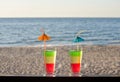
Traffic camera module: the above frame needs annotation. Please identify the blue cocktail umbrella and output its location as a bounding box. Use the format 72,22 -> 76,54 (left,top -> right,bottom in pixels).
73,36 -> 84,43
73,31 -> 85,50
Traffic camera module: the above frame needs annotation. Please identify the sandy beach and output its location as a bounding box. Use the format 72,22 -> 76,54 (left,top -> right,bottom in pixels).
0,45 -> 120,77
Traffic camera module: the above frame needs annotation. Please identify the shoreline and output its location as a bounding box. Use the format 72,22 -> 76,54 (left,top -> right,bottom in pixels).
0,45 -> 120,76
0,43 -> 120,47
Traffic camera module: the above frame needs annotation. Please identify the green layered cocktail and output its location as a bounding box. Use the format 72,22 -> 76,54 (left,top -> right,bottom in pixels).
69,50 -> 82,76
44,50 -> 56,76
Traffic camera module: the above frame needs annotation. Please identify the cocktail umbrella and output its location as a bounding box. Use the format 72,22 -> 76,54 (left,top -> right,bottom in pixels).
38,30 -> 50,51
73,36 -> 84,42
73,31 -> 85,50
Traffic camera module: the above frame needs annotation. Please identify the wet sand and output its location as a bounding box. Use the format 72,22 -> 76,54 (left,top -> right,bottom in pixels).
0,45 -> 120,77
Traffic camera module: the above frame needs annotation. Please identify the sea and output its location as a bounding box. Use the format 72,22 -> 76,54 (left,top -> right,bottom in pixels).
0,18 -> 120,47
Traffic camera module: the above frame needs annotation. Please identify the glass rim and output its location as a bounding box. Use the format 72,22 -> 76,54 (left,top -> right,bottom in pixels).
69,50 -> 82,52
44,50 -> 56,52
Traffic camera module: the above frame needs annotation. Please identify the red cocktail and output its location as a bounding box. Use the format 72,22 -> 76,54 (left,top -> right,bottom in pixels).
69,50 -> 82,76
44,50 -> 56,76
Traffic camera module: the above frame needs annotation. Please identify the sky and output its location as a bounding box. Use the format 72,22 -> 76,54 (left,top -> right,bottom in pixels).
0,0 -> 120,17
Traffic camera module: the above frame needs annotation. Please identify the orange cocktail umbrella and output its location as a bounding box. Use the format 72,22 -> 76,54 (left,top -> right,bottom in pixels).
38,29 -> 50,50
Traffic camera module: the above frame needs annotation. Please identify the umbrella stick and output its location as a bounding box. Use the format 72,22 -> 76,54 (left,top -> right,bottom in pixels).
77,44 -> 79,51
80,44 -> 83,51
44,41 -> 46,51
43,41 -> 47,76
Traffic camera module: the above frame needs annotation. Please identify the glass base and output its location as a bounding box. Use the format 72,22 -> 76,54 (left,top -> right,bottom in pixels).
70,73 -> 82,77
45,73 -> 55,77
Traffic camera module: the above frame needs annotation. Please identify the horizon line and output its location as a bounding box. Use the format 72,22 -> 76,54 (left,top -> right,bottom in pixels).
0,16 -> 120,18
